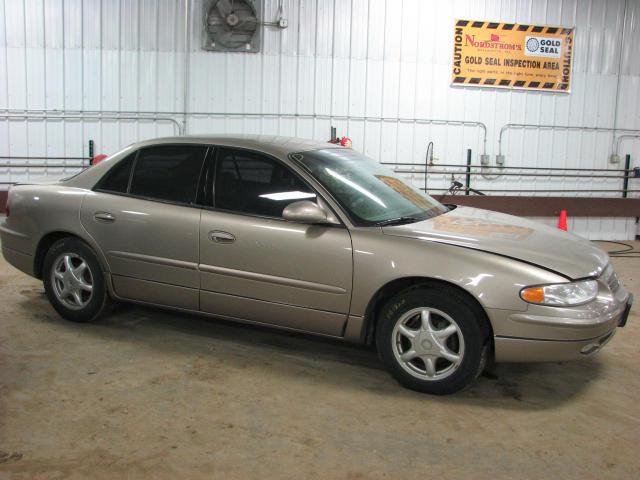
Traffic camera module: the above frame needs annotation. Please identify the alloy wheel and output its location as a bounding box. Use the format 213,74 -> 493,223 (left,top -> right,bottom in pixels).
51,253 -> 94,310
391,307 -> 465,381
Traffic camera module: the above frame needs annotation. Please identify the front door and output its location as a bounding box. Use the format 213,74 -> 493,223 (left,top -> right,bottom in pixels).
81,144 -> 208,309
199,147 -> 353,336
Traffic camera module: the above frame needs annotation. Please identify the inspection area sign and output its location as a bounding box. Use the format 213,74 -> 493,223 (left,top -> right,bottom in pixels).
452,20 -> 574,92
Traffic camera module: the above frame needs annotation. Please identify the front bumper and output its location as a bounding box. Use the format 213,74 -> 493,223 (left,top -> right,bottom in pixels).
490,268 -> 632,363
494,328 -> 619,363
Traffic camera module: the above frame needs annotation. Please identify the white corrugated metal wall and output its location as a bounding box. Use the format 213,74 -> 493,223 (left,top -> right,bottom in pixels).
1,0 -> 639,239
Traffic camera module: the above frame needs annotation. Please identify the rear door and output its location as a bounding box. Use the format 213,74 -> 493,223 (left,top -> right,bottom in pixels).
198,147 -> 353,336
81,144 -> 208,309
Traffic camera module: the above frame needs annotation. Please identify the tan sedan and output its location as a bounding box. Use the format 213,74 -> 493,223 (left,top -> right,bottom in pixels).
0,136 -> 632,394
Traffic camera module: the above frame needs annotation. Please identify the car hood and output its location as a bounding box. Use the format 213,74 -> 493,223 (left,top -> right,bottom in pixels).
381,206 -> 609,279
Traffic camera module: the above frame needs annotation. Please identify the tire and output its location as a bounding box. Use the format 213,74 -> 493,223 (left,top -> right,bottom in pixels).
376,286 -> 489,395
43,237 -> 111,323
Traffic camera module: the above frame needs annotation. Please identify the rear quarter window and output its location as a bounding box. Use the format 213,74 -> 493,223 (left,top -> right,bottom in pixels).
95,153 -> 135,193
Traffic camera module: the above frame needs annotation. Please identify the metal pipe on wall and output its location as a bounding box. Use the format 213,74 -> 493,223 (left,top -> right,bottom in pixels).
383,162 -> 632,172
183,0 -> 191,134
394,169 -> 627,179
0,164 -> 84,168
498,123 -> 640,157
615,134 -> 640,155
611,0 -> 629,156
423,188 -> 640,194
0,112 -> 185,135
0,109 -> 484,153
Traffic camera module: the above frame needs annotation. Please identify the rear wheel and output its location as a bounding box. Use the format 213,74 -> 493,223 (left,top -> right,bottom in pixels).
43,237 -> 111,322
376,286 -> 488,395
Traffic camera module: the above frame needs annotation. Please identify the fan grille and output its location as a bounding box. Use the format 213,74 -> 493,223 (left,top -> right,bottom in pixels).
202,0 -> 261,53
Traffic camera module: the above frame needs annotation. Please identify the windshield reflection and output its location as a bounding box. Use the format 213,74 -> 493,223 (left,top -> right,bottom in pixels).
292,148 -> 447,226
325,167 -> 387,208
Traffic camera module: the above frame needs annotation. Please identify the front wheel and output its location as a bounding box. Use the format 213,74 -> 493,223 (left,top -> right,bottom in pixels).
43,237 -> 111,323
376,286 -> 489,395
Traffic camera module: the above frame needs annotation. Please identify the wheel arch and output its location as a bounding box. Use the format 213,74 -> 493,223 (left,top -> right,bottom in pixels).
360,276 -> 494,347
34,231 -> 108,279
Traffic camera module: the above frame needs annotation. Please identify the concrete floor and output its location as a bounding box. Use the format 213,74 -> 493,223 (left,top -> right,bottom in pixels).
0,241 -> 639,480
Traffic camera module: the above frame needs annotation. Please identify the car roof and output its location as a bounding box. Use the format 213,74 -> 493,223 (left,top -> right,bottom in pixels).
61,135 -> 346,190
133,134 -> 343,158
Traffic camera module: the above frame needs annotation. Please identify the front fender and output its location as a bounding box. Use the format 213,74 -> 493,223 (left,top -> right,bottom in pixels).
349,228 -> 567,317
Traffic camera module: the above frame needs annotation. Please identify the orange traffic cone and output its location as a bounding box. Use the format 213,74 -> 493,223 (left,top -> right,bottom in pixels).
557,209 -> 568,231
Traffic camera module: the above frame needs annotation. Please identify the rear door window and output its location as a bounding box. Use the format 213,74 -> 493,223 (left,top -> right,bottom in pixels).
129,145 -> 208,204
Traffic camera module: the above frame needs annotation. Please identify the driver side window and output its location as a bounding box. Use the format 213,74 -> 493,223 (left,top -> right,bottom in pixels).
214,148 -> 316,218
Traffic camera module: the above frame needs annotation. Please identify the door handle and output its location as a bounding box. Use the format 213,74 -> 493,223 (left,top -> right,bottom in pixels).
94,212 -> 115,223
209,230 -> 235,244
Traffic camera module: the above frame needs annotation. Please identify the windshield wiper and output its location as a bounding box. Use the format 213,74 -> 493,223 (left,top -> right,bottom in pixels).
375,216 -> 419,227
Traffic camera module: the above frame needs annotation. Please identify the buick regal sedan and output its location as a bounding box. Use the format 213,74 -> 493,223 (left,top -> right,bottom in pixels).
0,135 -> 632,394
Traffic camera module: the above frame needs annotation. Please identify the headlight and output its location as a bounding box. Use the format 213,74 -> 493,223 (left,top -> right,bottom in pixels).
520,279 -> 599,306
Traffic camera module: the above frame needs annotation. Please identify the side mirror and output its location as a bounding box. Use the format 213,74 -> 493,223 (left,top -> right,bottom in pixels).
282,200 -> 330,224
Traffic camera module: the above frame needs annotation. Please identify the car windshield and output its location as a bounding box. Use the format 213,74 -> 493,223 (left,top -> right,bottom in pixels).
291,148 -> 448,226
